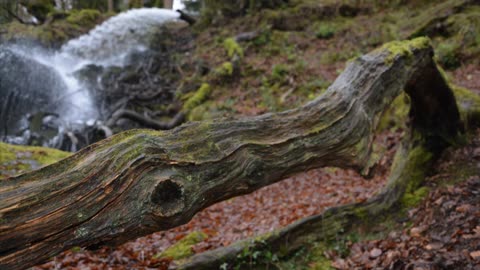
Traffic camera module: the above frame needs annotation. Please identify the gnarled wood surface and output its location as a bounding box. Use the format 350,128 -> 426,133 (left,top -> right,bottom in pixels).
0,38 -> 462,270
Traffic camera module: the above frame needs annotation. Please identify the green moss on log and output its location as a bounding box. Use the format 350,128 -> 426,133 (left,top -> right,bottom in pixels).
388,144 -> 432,211
377,69 -> 480,132
379,37 -> 431,64
377,93 -> 410,131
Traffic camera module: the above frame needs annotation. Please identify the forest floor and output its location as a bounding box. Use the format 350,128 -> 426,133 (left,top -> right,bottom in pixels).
29,5 -> 480,268
329,131 -> 480,270
0,65 -> 475,270
32,65 -> 480,268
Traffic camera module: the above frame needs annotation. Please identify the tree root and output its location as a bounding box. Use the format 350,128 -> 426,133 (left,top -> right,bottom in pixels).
106,109 -> 185,130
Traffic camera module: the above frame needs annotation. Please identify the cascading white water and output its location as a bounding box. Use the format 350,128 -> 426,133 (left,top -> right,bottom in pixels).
6,8 -> 179,122
7,44 -> 98,123
59,8 -> 180,66
2,8 -> 180,149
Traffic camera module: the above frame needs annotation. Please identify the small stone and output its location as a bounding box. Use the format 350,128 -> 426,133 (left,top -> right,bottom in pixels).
425,242 -> 443,250
369,248 -> 382,259
410,227 -> 425,238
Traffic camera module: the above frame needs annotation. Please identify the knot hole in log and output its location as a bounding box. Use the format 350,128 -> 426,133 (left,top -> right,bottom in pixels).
151,179 -> 185,217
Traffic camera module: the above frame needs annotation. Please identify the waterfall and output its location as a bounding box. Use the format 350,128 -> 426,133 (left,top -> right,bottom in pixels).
1,8 -> 180,150
59,8 -> 180,66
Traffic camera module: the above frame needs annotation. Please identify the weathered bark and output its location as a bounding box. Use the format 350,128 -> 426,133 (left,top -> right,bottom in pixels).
0,38 -> 462,270
108,0 -> 114,12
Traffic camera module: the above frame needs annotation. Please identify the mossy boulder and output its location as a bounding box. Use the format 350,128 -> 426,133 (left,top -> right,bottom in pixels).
1,9 -> 107,48
400,2 -> 480,68
66,9 -> 102,25
23,0 -> 54,22
437,7 -> 480,68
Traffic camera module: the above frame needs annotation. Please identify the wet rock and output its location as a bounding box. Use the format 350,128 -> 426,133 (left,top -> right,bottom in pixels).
0,47 -> 67,138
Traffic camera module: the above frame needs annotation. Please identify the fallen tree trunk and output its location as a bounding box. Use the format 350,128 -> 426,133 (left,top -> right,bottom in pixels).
0,38 -> 462,270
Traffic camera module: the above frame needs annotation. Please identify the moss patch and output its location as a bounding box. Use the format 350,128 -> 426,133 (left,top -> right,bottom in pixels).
182,83 -> 212,117
401,186 -> 430,208
378,37 -> 431,64
315,23 -> 336,39
377,93 -> 410,132
0,142 -> 71,179
154,231 -> 207,260
66,9 -> 101,25
1,8 -> 108,47
224,37 -> 244,58
215,61 -> 234,77
307,243 -> 334,270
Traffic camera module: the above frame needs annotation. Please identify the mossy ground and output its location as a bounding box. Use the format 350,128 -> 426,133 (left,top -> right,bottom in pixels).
154,231 -> 207,260
277,141 -> 480,269
0,9 -> 110,47
173,2 -> 480,267
177,0 -> 480,122
0,142 -> 71,179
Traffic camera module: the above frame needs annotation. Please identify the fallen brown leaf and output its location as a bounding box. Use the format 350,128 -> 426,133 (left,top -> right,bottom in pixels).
470,250 -> 480,260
